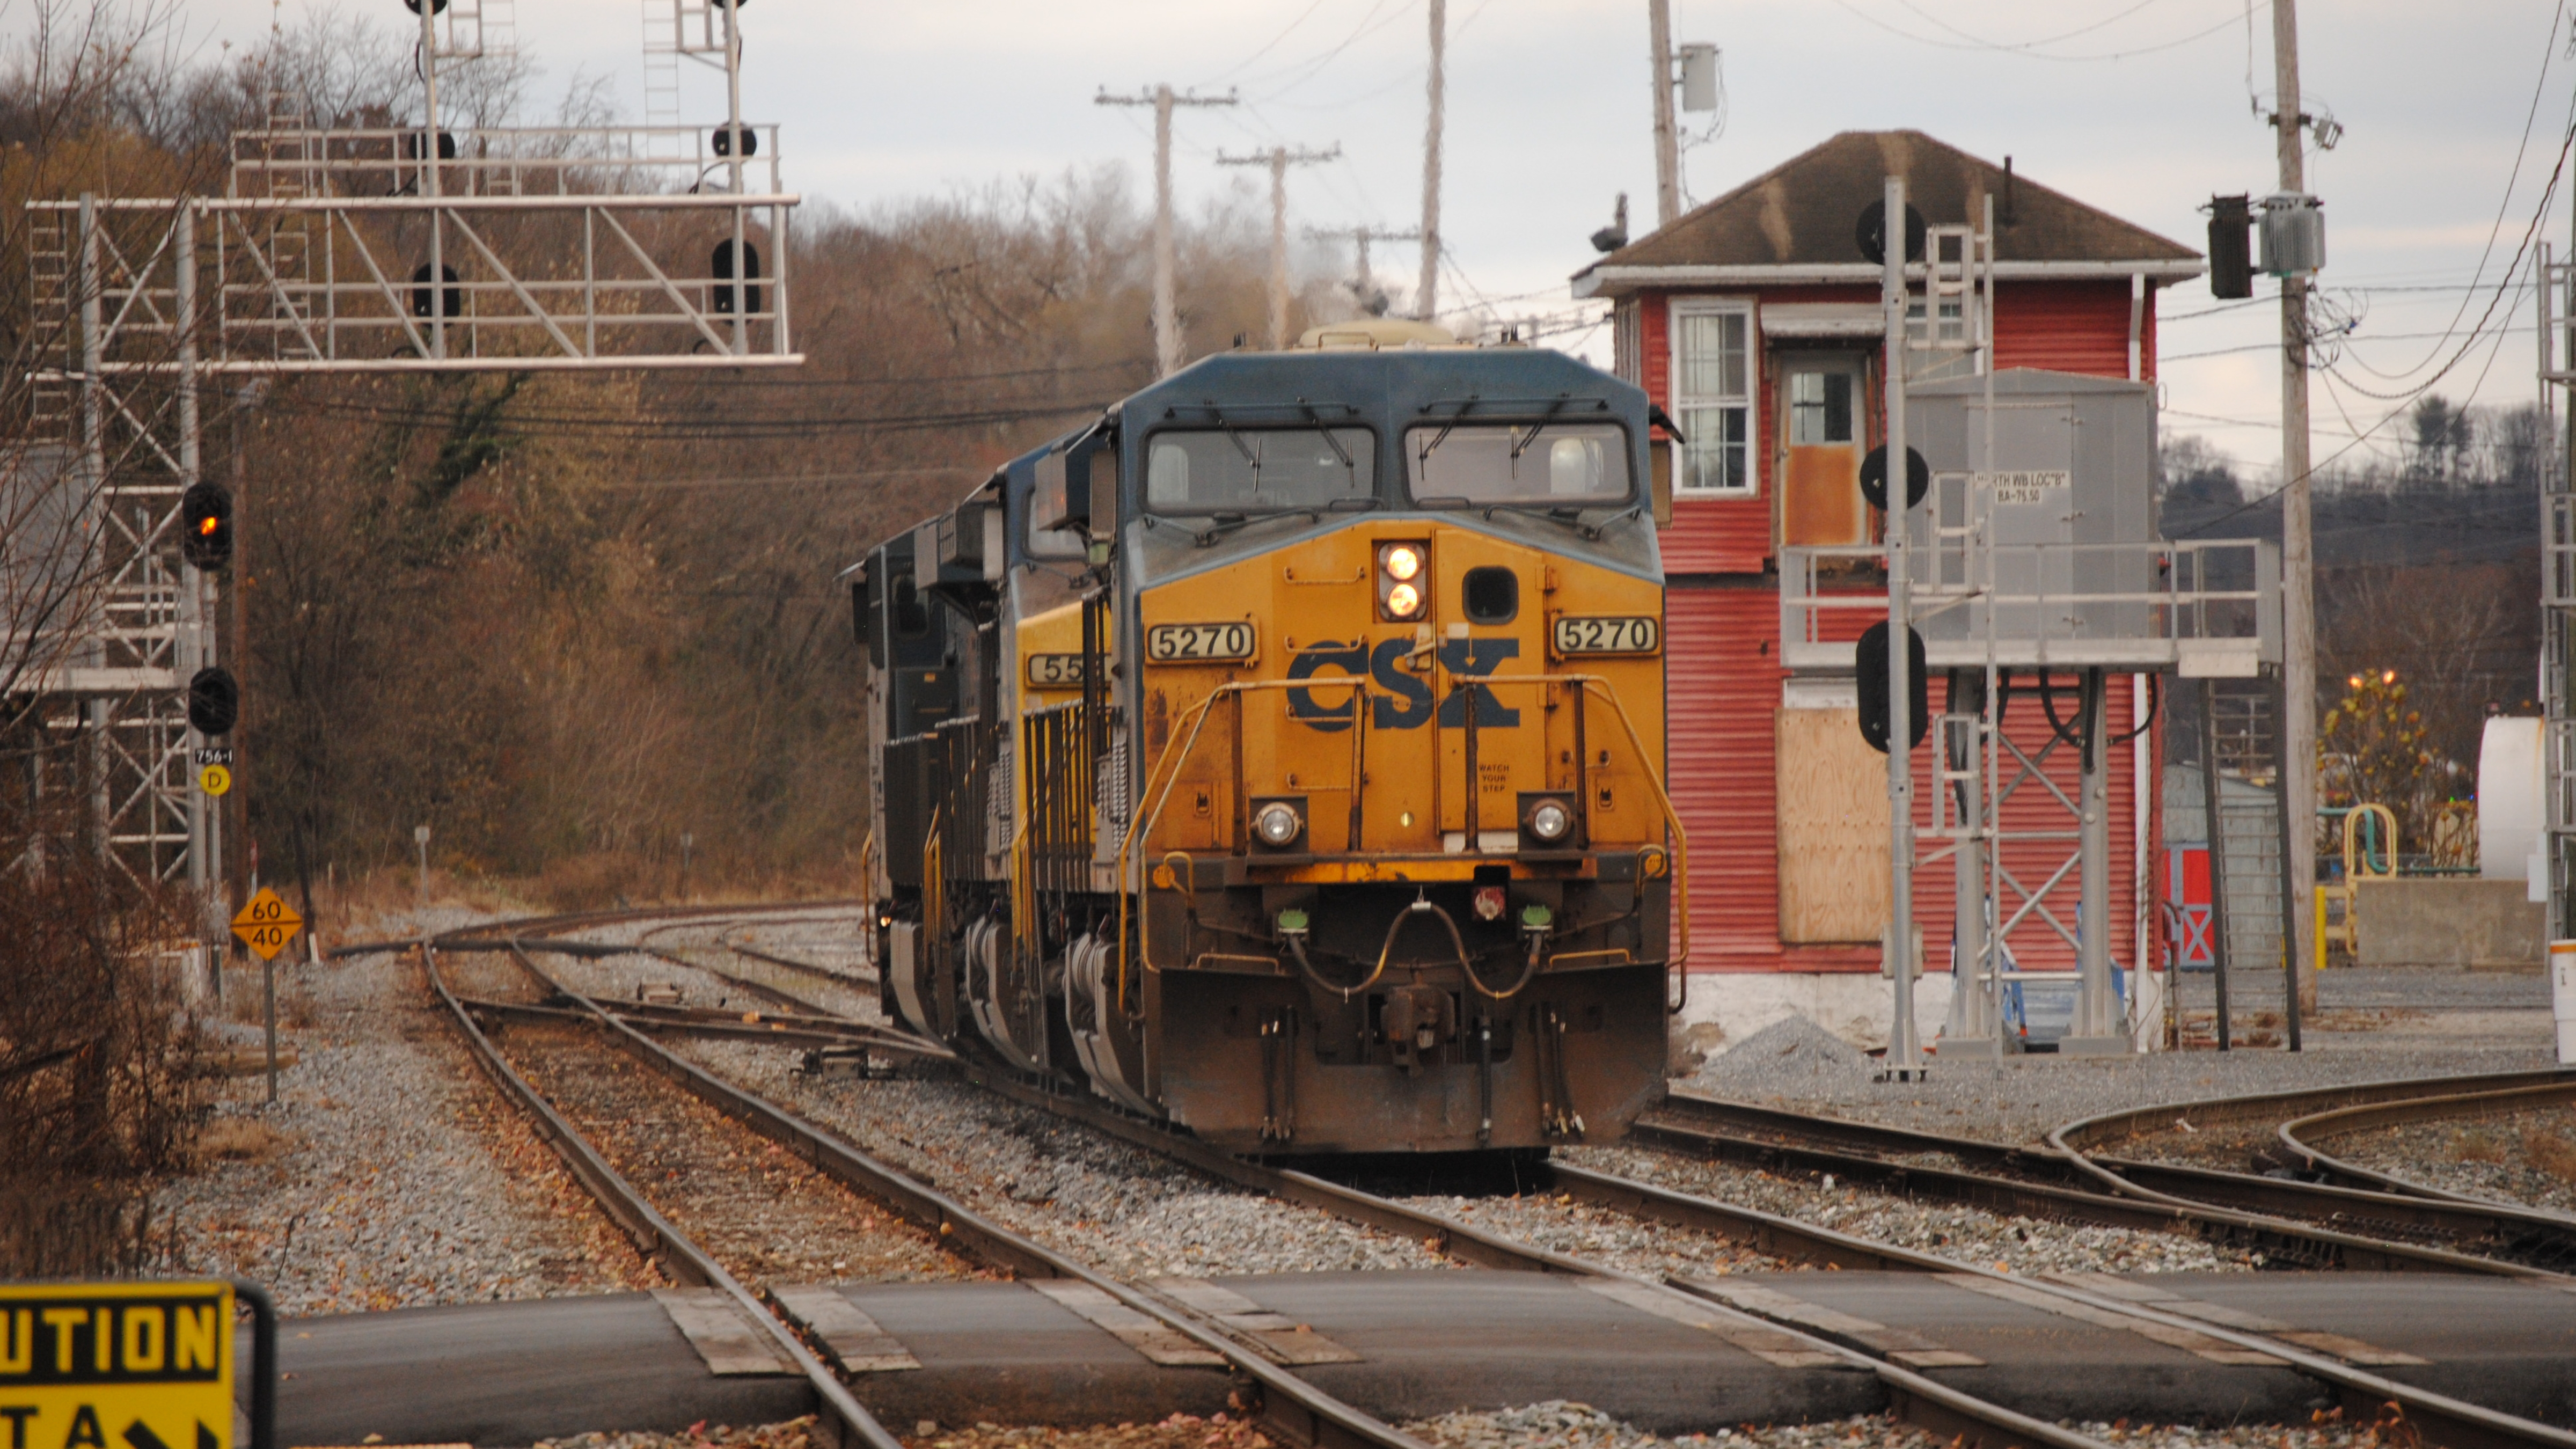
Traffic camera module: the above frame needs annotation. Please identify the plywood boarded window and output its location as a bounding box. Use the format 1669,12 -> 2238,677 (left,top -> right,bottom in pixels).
1776,706 -> 1891,942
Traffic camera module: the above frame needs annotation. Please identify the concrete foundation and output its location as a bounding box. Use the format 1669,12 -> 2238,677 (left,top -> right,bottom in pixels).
2356,879 -> 2546,970
1672,971 -> 1956,1060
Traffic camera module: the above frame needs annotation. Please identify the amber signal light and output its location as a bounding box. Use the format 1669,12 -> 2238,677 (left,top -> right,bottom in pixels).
1377,542 -> 1428,621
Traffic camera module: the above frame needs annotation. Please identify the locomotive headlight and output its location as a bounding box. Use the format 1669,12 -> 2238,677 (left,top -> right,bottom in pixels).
1254,799 -> 1305,848
1377,541 -> 1430,621
1527,799 -> 1571,842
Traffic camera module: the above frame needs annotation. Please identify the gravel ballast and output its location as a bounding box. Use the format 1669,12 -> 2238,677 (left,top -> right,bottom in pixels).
1686,1012 -> 2556,1147
676,1038 -> 1449,1278
491,1020 -> 977,1289
2326,1104 -> 2576,1214
160,940 -> 652,1316
1567,1144 -> 2256,1275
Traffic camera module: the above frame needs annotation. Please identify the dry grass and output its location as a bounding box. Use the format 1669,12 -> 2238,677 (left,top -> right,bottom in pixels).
2455,1131 -> 2509,1164
0,831 -> 202,1277
193,1116 -> 297,1166
2522,1125 -> 2576,1183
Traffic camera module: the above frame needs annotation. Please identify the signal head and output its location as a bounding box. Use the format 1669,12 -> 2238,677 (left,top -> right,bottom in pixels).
179,483 -> 234,570
187,666 -> 239,736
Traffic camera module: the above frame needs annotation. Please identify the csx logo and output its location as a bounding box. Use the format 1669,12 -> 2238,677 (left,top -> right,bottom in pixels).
1285,639 -> 1520,732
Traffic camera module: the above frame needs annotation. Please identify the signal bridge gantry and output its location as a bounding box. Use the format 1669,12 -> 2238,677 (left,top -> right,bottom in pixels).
5,0 -> 799,952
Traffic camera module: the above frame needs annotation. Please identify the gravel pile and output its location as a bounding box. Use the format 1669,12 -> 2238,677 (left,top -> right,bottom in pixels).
897,1416 -> 1271,1448
491,1021 -> 976,1289
1395,1192 -> 1786,1278
1567,1146 -> 2256,1275
1691,1018 -> 1879,1099
159,948 -> 650,1316
2330,1107 -> 2576,1214
675,1040 -> 1447,1278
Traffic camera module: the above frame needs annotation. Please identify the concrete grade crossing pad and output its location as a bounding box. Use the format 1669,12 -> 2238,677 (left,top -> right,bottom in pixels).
253,1272 -> 2576,1446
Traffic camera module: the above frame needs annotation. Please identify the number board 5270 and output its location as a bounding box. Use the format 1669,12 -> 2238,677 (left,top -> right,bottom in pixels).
1552,615 -> 1661,656
1145,621 -> 1257,663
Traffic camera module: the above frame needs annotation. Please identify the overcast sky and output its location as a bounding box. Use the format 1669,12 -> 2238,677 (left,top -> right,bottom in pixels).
148,1 -> 2576,478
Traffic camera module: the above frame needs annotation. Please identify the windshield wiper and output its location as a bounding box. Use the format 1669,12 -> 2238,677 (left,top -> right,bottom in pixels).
1508,394 -> 1574,461
1204,405 -> 1263,473
1413,396 -> 1480,471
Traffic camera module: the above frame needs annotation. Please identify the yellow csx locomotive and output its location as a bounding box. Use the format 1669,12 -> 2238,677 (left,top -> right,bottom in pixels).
851,327 -> 1684,1155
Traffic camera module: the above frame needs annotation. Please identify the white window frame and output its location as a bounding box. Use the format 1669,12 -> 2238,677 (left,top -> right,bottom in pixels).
1666,297 -> 1757,497
1612,300 -> 1641,384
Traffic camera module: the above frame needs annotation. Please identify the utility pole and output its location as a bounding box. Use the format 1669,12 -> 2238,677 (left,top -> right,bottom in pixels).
1305,224 -> 1419,318
1648,0 -> 1680,226
2272,0 -> 2319,1016
1218,143 -> 1341,349
1098,85 -> 1239,376
1416,0 -> 1446,323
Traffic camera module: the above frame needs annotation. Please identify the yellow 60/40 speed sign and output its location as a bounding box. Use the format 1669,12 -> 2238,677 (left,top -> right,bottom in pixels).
228,889 -> 302,963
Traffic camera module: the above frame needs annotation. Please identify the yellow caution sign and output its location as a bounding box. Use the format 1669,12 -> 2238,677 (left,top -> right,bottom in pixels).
0,1280 -> 234,1449
197,765 -> 231,797
229,889 -> 302,962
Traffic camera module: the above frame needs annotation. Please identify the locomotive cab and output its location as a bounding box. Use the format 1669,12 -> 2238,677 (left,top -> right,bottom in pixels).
856,343 -> 1679,1155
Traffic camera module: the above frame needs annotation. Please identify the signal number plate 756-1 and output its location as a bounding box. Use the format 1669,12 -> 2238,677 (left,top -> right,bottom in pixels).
1552,615 -> 1660,656
1146,621 -> 1257,663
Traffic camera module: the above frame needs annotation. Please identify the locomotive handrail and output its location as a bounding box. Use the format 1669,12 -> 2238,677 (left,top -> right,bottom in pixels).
1114,672 -> 1689,1014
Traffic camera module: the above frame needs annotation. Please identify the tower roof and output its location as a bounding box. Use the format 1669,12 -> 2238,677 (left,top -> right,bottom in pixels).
1575,130 -> 2200,297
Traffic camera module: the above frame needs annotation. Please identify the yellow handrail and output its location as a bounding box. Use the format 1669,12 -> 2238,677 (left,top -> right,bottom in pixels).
1111,672 -> 1689,1013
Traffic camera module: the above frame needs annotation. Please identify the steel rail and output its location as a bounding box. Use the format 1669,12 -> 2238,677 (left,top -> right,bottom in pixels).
959,1064 -> 2576,1449
457,909 -> 2576,1448
451,994 -> 943,1058
2050,1068 -> 2576,1158
947,1065 -> 2107,1449
485,937 -> 1430,1449
418,941 -> 908,1449
630,916 -> 876,1018
490,914 -> 2105,1449
2278,1080 -> 2576,1211
1645,1093 -> 2561,1277
2046,1073 -> 2576,1262
720,926 -> 880,987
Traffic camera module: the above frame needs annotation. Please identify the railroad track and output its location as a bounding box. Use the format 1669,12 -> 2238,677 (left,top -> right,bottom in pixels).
426,917 -> 1424,1449
451,906 -> 2576,1449
2271,1078 -> 2576,1210
404,910 -> 2163,1449
1637,1086 -> 2576,1277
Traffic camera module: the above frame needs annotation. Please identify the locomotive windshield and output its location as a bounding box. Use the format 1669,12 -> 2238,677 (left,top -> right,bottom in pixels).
1404,421 -> 1631,507
1145,427 -> 1375,514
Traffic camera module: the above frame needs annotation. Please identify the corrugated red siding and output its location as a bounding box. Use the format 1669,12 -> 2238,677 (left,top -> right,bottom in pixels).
1667,583 -> 2145,976
1994,279 -> 2132,378
1653,273 -> 2155,977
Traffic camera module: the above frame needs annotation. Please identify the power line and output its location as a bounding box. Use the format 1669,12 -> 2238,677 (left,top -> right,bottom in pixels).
2163,320 -> 2534,364
1203,0 -> 1332,84
1887,0 -> 2176,54
2333,0 -> 2569,384
2172,298 -> 2528,536
1827,0 -> 2243,62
